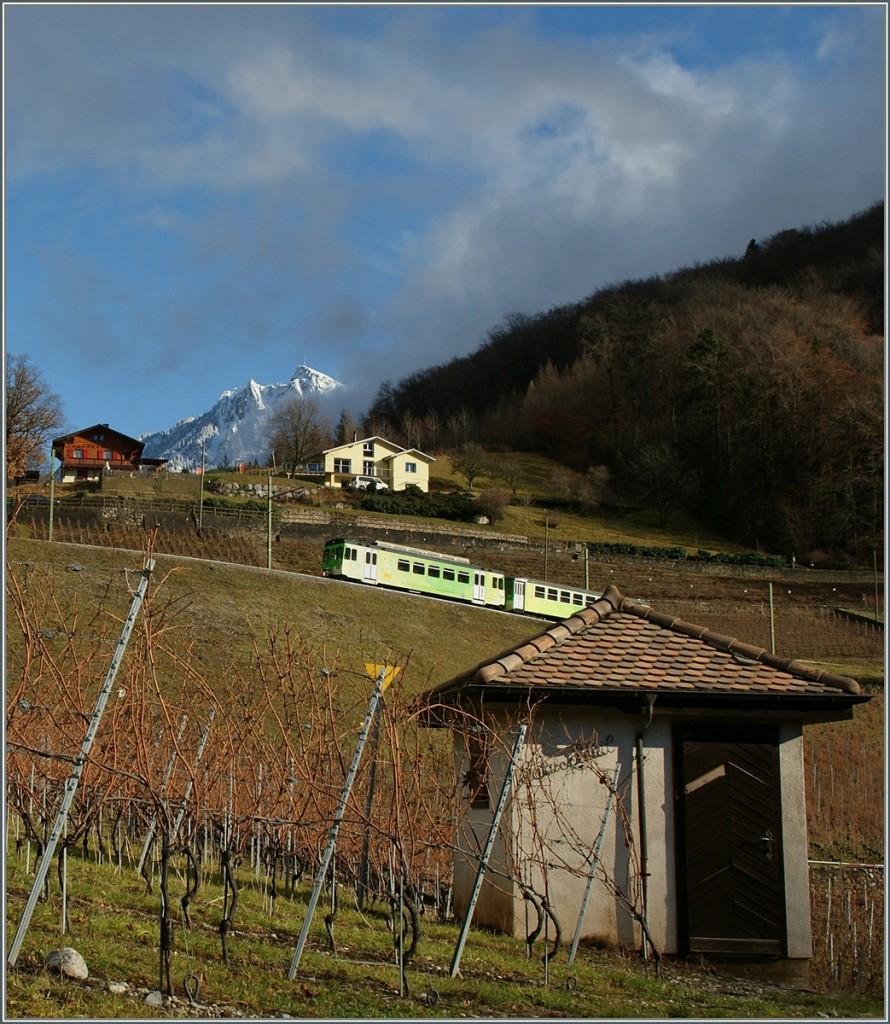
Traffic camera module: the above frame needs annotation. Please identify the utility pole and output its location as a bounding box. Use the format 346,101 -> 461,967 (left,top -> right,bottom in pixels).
47,441 -> 56,542
267,475 -> 273,570
197,442 -> 205,535
768,582 -> 776,654
544,517 -> 549,581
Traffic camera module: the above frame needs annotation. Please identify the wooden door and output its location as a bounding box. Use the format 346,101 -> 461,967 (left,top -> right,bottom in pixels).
677,729 -> 785,956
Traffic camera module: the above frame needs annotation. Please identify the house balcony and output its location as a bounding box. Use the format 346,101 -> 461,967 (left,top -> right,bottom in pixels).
61,457 -> 135,471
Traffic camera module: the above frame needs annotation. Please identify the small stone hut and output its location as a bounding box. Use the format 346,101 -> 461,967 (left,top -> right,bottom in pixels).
417,584 -> 869,982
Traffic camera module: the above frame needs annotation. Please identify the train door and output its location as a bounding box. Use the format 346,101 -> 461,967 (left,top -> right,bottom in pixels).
473,571 -> 486,604
363,549 -> 378,584
512,579 -> 526,612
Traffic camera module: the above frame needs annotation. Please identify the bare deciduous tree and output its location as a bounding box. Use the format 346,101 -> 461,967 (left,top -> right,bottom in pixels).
451,443 -> 491,492
265,398 -> 330,470
5,354 -> 65,478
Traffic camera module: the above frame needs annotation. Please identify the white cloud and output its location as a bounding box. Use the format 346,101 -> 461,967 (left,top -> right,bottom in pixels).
5,5 -> 884,431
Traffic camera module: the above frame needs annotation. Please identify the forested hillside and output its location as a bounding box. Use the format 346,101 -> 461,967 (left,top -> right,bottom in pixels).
364,202 -> 884,562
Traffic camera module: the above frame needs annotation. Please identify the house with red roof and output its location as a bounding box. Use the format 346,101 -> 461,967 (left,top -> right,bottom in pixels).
417,584 -> 869,982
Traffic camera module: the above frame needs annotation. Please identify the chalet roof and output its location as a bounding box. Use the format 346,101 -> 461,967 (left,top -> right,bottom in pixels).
52,424 -> 143,450
418,585 -> 868,720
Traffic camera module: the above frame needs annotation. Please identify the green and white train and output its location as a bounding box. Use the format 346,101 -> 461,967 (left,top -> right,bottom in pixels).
322,538 -> 604,620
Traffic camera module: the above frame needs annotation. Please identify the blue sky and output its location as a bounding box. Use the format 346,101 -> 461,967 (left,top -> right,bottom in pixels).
4,3 -> 886,439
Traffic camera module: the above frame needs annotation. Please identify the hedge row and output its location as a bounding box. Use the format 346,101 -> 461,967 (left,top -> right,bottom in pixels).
360,489 -> 476,520
585,541 -> 787,568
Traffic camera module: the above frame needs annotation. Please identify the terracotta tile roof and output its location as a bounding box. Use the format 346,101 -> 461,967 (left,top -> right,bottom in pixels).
420,585 -> 866,711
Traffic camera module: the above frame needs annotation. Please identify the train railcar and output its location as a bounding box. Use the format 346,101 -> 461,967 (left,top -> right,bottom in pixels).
322,538 -> 506,608
505,577 -> 603,618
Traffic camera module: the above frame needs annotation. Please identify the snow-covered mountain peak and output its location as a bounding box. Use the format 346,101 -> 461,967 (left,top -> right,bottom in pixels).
140,365 -> 343,471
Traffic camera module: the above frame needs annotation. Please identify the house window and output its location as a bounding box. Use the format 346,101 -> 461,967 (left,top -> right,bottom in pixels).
405,462 -> 417,473
103,450 -> 114,460
363,461 -> 375,475
334,458 -> 351,473
363,441 -> 374,456
92,433 -> 105,442
72,449 -> 84,459
464,730 -> 490,810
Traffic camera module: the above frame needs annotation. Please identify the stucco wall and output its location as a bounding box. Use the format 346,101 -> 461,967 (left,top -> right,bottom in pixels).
452,708 -> 677,952
389,456 -> 430,493
451,704 -> 810,970
778,724 -> 812,960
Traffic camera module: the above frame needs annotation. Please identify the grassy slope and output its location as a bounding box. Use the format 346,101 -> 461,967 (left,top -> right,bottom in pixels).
5,538 -> 545,697
5,471 -> 885,1017
5,845 -> 883,1020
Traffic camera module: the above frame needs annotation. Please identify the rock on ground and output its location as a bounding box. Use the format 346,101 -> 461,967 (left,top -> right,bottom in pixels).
44,947 -> 88,980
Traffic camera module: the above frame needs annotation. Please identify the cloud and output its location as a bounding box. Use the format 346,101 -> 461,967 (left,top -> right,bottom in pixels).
5,5 -> 884,433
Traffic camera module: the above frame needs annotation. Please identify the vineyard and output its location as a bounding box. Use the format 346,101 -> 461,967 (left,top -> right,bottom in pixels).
4,516 -> 884,1014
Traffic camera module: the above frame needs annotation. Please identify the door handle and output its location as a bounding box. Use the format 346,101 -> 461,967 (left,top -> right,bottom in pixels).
760,829 -> 774,862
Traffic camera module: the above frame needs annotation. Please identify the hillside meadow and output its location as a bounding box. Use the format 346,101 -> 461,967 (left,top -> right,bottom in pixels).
4,534 -> 884,1016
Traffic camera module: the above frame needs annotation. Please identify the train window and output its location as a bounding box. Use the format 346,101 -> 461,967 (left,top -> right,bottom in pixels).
346,547 -> 357,561
547,589 -> 558,601
428,565 -> 441,578
457,571 -> 470,584
585,595 -> 596,606
413,562 -> 425,575
397,559 -> 410,572
443,568 -> 455,581
534,585 -> 546,599
560,591 -> 571,603
497,577 -> 504,590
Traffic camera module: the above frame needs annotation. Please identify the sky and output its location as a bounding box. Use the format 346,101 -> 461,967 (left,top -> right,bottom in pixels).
4,3 -> 886,440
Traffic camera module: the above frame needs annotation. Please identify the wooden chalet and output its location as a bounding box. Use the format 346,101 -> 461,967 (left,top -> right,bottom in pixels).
51,424 -> 166,483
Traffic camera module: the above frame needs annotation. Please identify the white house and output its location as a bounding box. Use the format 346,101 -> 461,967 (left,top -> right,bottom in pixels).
304,436 -> 435,492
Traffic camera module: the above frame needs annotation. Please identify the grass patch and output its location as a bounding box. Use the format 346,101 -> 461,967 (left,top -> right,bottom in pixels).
6,844 -> 883,1019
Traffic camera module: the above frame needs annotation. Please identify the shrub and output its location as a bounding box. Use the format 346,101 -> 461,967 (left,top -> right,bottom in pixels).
360,488 -> 476,521
474,488 -> 511,525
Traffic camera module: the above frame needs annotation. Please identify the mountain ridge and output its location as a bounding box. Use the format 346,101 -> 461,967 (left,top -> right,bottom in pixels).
140,365 -> 342,471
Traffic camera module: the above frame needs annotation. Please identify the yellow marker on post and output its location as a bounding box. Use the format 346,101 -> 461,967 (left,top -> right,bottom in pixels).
365,663 -> 401,691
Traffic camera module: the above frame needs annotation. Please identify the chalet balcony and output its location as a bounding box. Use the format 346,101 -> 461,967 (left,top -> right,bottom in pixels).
62,458 -> 137,471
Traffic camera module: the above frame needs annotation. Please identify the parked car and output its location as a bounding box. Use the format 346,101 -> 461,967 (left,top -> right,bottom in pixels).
352,475 -> 388,491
